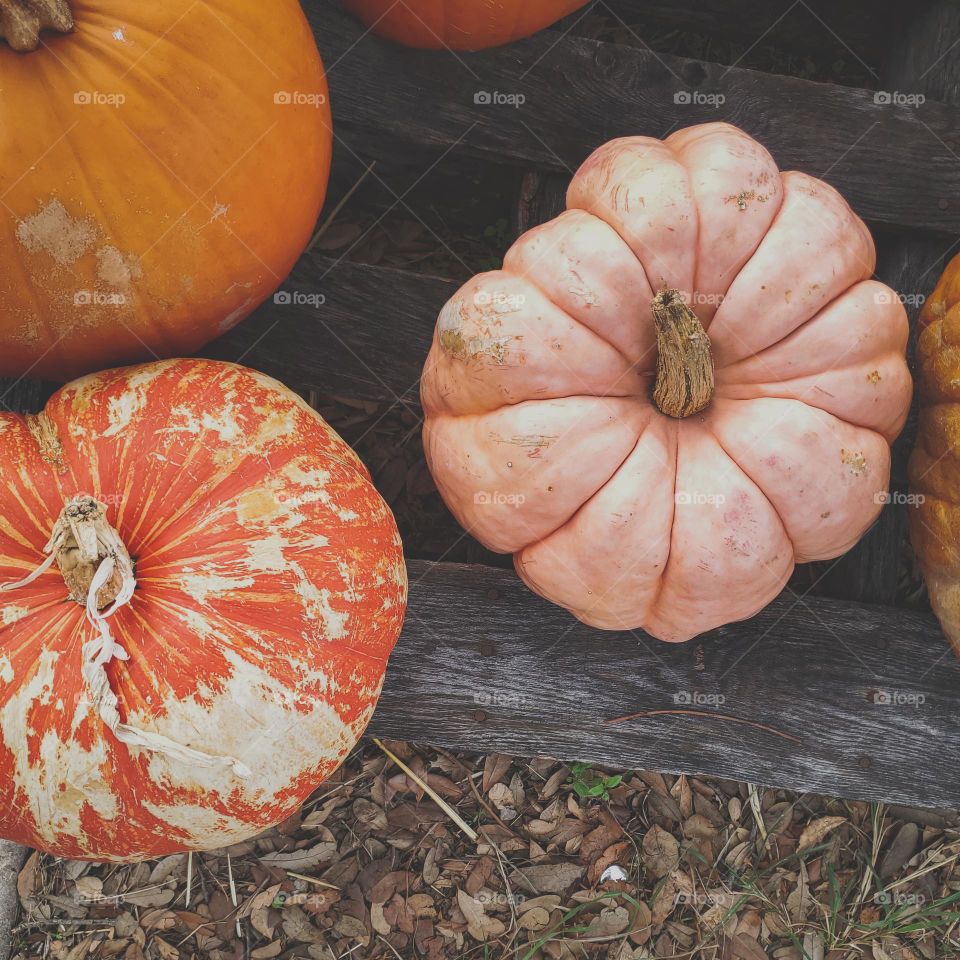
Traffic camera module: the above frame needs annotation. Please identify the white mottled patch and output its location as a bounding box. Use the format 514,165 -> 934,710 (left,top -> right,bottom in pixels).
16,199 -> 96,266
336,559 -> 364,604
2,605 -> 29,626
0,657 -> 12,683
201,408 -> 241,443
282,464 -> 360,523
164,405 -> 242,443
96,245 -> 142,286
219,298 -> 254,334
1,649 -> 119,847
137,649 -> 364,848
101,366 -> 165,437
290,561 -> 349,641
246,533 -> 288,573
181,571 -> 255,604
182,608 -> 215,639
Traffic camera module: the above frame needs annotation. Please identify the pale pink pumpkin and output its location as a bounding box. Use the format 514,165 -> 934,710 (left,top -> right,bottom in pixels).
421,122 -> 912,642
0,359 -> 407,860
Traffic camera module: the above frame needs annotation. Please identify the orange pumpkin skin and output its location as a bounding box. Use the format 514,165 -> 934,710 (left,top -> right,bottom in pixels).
909,254 -> 960,656
0,1 -> 331,381
421,123 -> 913,643
0,359 -> 407,861
343,0 -> 588,50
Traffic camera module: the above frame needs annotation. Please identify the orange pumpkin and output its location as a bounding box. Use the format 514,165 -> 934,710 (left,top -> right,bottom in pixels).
0,0 -> 330,381
0,359 -> 407,860
909,254 -> 960,656
343,0 -> 589,50
421,123 -> 913,643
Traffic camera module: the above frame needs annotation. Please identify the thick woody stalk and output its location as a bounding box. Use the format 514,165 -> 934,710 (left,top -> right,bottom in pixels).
651,288 -> 715,418
0,0 -> 72,51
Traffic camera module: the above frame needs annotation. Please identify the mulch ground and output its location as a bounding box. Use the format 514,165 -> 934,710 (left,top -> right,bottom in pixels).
12,743 -> 960,960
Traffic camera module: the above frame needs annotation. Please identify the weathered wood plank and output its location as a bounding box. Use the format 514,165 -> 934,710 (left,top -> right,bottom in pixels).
0,843 -> 25,960
822,1 -> 960,604
307,0 -> 960,235
609,0 -> 907,69
205,256 -> 451,403
370,560 -> 960,808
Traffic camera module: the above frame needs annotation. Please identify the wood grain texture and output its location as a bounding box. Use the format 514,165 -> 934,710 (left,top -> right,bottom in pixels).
610,0 -> 910,68
370,560 -> 960,808
307,0 -> 960,234
822,1 -> 960,603
0,843 -> 25,960
205,255 -> 453,403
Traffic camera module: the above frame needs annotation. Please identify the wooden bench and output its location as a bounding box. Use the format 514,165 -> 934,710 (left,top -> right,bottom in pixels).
6,0 -> 960,829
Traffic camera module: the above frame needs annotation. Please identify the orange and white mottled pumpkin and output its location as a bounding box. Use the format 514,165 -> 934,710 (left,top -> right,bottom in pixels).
421,122 -> 913,643
0,359 -> 407,861
0,0 -> 330,381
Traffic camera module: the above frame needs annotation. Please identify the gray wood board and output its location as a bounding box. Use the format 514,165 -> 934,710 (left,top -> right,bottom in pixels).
205,255 -> 449,404
369,560 -> 960,808
307,0 -> 960,235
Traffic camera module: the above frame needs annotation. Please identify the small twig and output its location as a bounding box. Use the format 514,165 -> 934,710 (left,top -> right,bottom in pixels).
605,709 -> 802,744
377,934 -> 405,960
285,871 -> 339,891
185,852 -> 194,910
373,739 -> 478,842
432,746 -> 523,841
305,161 -> 377,254
226,854 -> 241,939
13,919 -> 109,934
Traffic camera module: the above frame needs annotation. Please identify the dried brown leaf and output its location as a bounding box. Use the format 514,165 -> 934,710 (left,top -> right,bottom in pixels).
642,826 -> 680,878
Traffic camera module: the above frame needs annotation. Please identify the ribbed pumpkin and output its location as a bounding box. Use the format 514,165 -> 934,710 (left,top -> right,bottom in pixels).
0,359 -> 407,860
421,122 -> 913,643
0,0 -> 330,381
343,0 -> 588,50
909,254 -> 960,656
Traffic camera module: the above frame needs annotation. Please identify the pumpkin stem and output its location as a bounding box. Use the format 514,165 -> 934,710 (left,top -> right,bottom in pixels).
50,495 -> 133,610
1,494 -> 252,777
651,288 -> 715,418
0,0 -> 73,51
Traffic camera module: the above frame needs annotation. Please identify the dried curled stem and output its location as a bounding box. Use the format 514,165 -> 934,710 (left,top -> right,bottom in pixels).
651,288 -> 715,418
0,0 -> 73,51
53,496 -> 133,609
